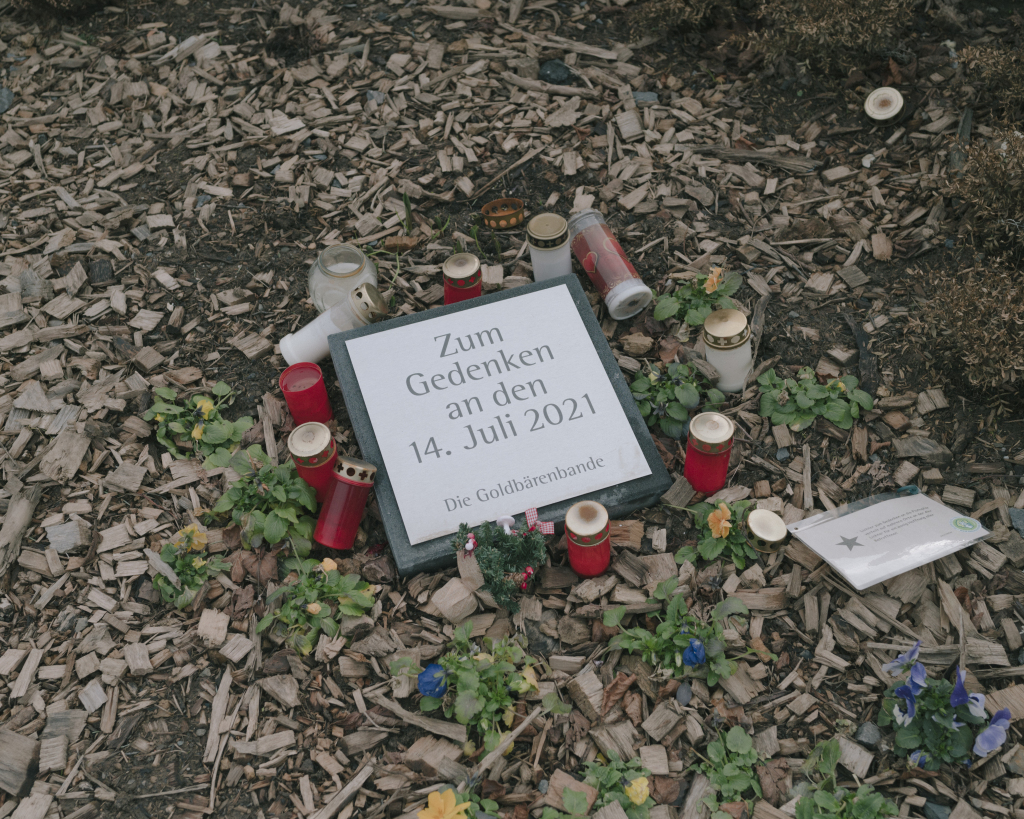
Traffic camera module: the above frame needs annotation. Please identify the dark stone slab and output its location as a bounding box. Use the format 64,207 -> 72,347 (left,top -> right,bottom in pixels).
328,276 -> 672,577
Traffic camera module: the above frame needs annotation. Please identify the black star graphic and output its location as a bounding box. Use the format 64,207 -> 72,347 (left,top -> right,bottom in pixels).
837,535 -> 863,551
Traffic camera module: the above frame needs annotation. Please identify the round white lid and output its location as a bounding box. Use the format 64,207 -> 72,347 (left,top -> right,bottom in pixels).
566,500 -> 609,537
288,423 -> 332,458
747,509 -> 788,543
864,87 -> 904,121
689,412 -> 734,445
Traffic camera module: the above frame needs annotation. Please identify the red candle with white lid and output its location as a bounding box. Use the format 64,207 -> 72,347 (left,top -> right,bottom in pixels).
314,456 -> 377,551
567,209 -> 652,320
287,423 -> 337,503
565,500 -> 611,578
443,253 -> 482,305
683,412 -> 734,494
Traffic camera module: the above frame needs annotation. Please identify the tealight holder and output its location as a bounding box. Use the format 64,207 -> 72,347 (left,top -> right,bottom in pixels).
565,500 -> 611,578
443,253 -> 482,305
746,509 -> 788,554
287,422 -> 337,503
526,213 -> 572,281
481,198 -> 525,229
280,362 -> 332,426
314,456 -> 377,551
703,309 -> 752,394
683,412 -> 735,495
307,244 -> 378,313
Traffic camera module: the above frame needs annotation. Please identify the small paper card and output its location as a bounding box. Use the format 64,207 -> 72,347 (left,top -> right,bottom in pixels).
787,488 -> 988,590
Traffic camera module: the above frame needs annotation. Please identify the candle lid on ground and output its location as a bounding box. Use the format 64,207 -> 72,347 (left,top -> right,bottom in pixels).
688,412 -> 734,450
288,423 -> 332,459
566,500 -> 609,538
443,253 -> 481,283
335,456 -> 376,485
527,214 -> 569,248
703,309 -> 750,348
864,87 -> 904,121
350,284 -> 387,324
747,509 -> 787,543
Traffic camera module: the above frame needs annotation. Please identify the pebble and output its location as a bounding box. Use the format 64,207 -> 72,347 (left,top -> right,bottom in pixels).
0,88 -> 14,115
853,722 -> 881,747
776,447 -> 790,462
1008,507 -> 1024,538
539,59 -> 571,84
366,89 -> 386,104
196,727 -> 207,736
538,779 -> 549,794
924,803 -> 952,819
675,681 -> 693,706
633,91 -> 658,103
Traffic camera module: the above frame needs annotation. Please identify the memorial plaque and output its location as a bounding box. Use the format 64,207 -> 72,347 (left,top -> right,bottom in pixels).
330,276 -> 671,576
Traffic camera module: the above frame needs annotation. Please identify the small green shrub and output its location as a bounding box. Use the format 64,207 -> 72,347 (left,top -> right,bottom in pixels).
631,362 -> 726,440
653,268 -> 742,328
697,725 -> 763,816
144,381 -> 252,461
677,499 -> 758,569
797,739 -> 898,819
208,445 -> 317,554
757,367 -> 873,431
152,525 -> 231,609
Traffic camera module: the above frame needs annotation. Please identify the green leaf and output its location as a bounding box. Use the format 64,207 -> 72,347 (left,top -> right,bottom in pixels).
638,400 -> 651,418
714,597 -> 750,621
212,381 -> 232,397
705,387 -> 726,406
894,726 -> 921,749
653,296 -> 680,322
563,790 -> 588,816
542,691 -> 572,714
233,417 -> 255,437
666,402 -> 689,422
685,304 -> 713,327
212,493 -> 235,514
675,383 -> 700,408
659,417 -> 685,439
632,376 -> 652,393
263,512 -> 288,544
202,421 -> 233,444
654,577 -> 678,600
154,387 -> 178,401
725,725 -> 753,755
454,689 -> 484,723
603,606 -> 627,628
850,389 -> 873,410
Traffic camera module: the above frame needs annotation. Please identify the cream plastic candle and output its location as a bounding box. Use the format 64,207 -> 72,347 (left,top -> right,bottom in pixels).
702,309 -> 752,394
280,284 -> 386,365
526,214 -> 572,281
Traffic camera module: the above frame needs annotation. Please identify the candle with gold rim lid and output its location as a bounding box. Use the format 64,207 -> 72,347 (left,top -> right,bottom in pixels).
746,509 -> 788,553
287,423 -> 337,503
527,213 -> 572,281
565,500 -> 611,578
280,284 -> 386,365
702,309 -> 752,394
443,253 -> 482,305
314,456 -> 377,551
683,412 -> 734,494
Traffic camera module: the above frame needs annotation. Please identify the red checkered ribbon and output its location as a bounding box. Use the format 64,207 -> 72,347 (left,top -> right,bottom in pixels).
525,508 -> 554,535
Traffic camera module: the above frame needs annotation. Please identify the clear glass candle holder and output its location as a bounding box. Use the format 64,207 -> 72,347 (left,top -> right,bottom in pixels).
308,244 -> 378,313
703,309 -> 752,393
527,214 -> 572,281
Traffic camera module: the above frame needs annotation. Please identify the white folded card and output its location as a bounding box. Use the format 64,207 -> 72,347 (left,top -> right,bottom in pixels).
787,489 -> 989,590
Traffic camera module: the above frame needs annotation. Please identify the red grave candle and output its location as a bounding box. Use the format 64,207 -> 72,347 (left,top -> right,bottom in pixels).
287,423 -> 337,503
683,412 -> 734,494
565,500 -> 611,578
443,253 -> 482,305
314,456 -> 377,551
279,362 -> 333,426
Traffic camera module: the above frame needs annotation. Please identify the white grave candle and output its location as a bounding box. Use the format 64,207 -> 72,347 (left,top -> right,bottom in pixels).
702,309 -> 752,394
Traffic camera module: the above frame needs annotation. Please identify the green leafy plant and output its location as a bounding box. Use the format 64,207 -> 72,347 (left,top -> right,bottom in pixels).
653,267 -> 742,327
607,580 -> 755,686
257,556 -> 375,655
697,726 -> 763,819
796,738 -> 897,819
393,622 -> 550,753
208,445 -> 317,555
453,521 -> 547,613
757,367 -> 873,431
676,500 -> 756,569
583,752 -> 655,819
630,362 -> 726,439
144,382 -> 253,460
152,524 -> 231,609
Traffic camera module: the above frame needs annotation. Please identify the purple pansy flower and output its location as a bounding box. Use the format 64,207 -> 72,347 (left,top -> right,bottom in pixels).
909,750 -> 928,768
882,640 -> 922,676
908,662 -> 928,694
893,684 -> 917,726
974,709 -> 1011,757
950,667 -> 987,718
682,638 -> 706,666
417,663 -> 448,698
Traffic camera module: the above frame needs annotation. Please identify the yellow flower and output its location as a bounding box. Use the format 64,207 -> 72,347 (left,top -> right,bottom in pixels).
194,397 -> 215,419
830,379 -> 848,393
417,789 -> 471,819
473,653 -> 494,664
192,423 -> 205,440
625,777 -> 650,806
178,524 -> 207,551
191,556 -> 207,569
321,558 -> 338,572
305,602 -> 322,615
511,665 -> 539,694
704,267 -> 724,294
708,502 -> 732,539
154,413 -> 165,422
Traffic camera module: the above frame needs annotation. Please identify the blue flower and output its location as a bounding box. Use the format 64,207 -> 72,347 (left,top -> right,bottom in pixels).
882,640 -> 922,676
682,638 -> 706,666
909,750 -> 928,768
417,664 -> 448,698
950,667 -> 987,718
893,684 -> 917,726
974,709 -> 1011,757
908,663 -> 928,695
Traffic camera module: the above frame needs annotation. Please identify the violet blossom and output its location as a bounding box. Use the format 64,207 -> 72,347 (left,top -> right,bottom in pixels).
893,683 -> 917,726
974,709 -> 1011,757
950,666 -> 987,718
882,640 -> 922,676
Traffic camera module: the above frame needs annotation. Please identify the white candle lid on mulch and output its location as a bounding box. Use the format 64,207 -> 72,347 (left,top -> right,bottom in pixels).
566,500 -> 608,537
864,87 -> 904,121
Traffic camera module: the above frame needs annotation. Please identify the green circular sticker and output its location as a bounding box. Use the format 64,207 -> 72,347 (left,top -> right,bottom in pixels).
950,517 -> 979,532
